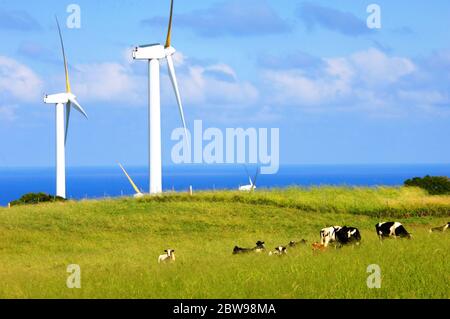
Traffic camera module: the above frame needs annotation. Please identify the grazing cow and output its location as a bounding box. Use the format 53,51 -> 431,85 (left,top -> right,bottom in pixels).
320,226 -> 342,247
335,226 -> 362,246
254,241 -> 266,253
312,242 -> 327,252
158,249 -> 176,263
233,241 -> 266,254
376,222 -> 411,239
430,222 -> 450,233
269,246 -> 287,256
289,239 -> 307,247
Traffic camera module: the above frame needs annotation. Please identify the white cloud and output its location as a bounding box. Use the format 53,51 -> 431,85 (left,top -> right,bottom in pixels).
172,51 -> 186,66
349,48 -> 415,85
73,62 -> 145,105
205,63 -> 237,80
173,64 -> 259,107
263,48 -> 418,110
166,53 -> 259,108
70,50 -> 259,110
0,55 -> 43,103
264,64 -> 353,107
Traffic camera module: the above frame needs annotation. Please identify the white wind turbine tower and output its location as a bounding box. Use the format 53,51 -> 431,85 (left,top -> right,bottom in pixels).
133,0 -> 188,195
44,17 -> 88,199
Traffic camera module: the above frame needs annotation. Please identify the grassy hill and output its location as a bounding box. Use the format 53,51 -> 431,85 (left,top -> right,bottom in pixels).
0,187 -> 449,299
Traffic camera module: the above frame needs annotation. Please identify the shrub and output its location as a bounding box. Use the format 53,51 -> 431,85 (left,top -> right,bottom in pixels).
404,175 -> 450,195
10,192 -> 66,206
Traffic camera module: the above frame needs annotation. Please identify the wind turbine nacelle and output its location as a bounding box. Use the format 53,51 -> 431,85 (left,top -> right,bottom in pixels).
239,185 -> 256,192
44,93 -> 72,104
133,44 -> 166,60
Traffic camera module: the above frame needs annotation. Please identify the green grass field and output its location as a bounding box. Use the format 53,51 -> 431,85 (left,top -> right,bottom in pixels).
0,187 -> 449,299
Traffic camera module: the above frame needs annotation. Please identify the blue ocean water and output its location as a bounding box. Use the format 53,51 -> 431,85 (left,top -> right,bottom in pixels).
0,164 -> 449,206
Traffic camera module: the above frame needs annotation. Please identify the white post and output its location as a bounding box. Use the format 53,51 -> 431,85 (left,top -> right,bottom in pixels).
149,59 -> 162,194
55,103 -> 66,199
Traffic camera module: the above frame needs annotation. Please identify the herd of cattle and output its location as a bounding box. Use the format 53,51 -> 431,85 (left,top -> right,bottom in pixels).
157,221 -> 449,262
231,221 -> 449,256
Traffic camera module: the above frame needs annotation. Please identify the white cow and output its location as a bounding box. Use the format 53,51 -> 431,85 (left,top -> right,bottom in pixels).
158,249 -> 176,263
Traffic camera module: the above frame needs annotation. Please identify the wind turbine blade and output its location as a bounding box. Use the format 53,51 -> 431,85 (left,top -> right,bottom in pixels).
118,163 -> 142,195
68,97 -> 88,119
55,16 -> 71,93
166,54 -> 188,142
244,165 -> 252,185
165,0 -> 174,48
65,102 -> 71,145
252,167 -> 260,190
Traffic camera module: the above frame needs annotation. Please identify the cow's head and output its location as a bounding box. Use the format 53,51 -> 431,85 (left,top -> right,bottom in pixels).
275,246 -> 287,253
164,249 -> 175,257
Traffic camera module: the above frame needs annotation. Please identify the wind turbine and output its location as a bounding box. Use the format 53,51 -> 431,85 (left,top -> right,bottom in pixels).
44,17 -> 88,199
239,166 -> 260,192
132,0 -> 188,195
118,163 -> 144,198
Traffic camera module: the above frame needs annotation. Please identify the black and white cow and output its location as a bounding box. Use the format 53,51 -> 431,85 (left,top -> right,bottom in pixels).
233,241 -> 266,254
253,241 -> 266,253
320,226 -> 361,247
269,246 -> 287,256
430,222 -> 450,233
320,226 -> 342,247
375,222 -> 411,239
335,226 -> 362,246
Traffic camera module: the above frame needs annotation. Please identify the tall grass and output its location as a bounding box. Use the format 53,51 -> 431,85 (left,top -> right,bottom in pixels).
139,186 -> 450,218
0,187 -> 448,299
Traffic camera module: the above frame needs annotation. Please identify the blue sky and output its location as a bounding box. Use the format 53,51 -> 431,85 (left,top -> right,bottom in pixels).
0,0 -> 449,167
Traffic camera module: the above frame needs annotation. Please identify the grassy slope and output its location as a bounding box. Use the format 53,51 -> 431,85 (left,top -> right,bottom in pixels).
0,187 -> 449,299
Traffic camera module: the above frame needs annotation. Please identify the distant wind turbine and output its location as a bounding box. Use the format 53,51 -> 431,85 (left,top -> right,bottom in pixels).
118,163 -> 144,198
239,166 -> 260,192
43,17 -> 88,199
132,0 -> 188,195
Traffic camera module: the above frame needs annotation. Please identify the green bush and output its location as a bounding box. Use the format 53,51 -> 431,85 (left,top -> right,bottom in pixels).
404,175 -> 450,195
10,192 -> 66,206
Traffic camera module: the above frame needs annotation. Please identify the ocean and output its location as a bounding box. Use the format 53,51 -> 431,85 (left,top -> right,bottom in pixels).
0,164 -> 449,206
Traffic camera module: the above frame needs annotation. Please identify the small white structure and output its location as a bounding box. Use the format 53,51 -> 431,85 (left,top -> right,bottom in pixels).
158,249 -> 176,263
44,17 -> 87,199
239,166 -> 259,192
